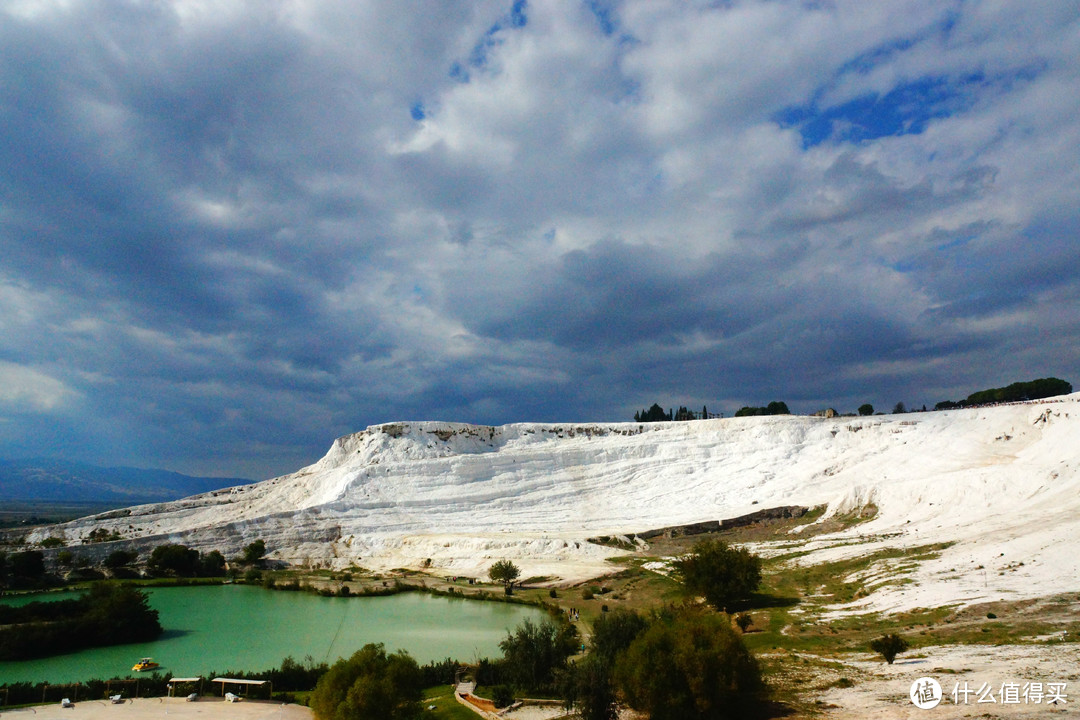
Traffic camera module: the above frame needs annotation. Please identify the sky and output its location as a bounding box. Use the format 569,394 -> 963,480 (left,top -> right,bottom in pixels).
2,0 -> 1079,480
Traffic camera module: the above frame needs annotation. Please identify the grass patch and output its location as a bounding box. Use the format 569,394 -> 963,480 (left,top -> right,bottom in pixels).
421,686 -> 477,720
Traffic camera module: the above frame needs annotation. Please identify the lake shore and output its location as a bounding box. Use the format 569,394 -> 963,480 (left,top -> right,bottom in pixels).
0,697 -> 313,720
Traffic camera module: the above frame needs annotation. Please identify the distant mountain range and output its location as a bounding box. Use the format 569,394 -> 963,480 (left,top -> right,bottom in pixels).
0,458 -> 250,504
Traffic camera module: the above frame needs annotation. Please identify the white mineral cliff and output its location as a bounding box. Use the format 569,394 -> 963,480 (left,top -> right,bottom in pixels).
29,395 -> 1080,611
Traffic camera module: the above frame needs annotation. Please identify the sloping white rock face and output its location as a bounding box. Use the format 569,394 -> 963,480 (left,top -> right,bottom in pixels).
31,396 -> 1080,608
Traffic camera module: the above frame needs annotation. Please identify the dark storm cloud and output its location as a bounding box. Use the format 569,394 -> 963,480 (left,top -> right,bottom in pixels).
1,1 -> 1079,478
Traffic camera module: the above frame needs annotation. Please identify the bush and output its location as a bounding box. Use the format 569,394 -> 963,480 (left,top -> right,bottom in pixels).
673,539 -> 762,611
616,610 -> 763,720
309,643 -> 422,720
498,619 -> 578,694
735,613 -> 753,632
0,584 -> 161,660
242,539 -> 266,565
148,544 -> 201,576
491,685 -> 515,709
590,609 -> 647,664
103,549 -> 140,569
560,653 -> 618,720
869,633 -> 909,664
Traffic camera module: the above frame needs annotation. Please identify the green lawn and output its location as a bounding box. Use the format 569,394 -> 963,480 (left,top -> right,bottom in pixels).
421,686 -> 478,720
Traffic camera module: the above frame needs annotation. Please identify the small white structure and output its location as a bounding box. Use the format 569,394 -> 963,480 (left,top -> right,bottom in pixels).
213,678 -> 270,701
61,698 -> 74,708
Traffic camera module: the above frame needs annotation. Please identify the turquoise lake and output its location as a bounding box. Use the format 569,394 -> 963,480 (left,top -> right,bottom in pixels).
0,585 -> 545,684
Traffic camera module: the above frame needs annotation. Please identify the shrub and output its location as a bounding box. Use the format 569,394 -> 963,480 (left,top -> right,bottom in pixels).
498,619 -> 578,694
242,539 -> 266,564
103,549 -> 139,569
870,633 -> 909,664
673,539 -> 762,611
310,643 -> 422,720
616,610 -> 763,720
560,653 -> 618,720
735,613 -> 753,632
491,685 -> 515,709
591,608 -> 648,664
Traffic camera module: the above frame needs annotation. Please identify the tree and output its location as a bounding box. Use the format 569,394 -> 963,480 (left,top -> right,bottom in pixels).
499,619 -> 578,693
242,539 -> 267,564
148,544 -> 200,576
892,402 -> 907,414
488,560 -> 521,594
200,549 -> 226,576
103,549 -> 139,569
616,610 -> 763,720
673,539 -> 762,611
766,400 -> 790,415
590,608 -> 648,664
310,643 -> 423,720
561,653 -> 618,720
10,550 -> 45,579
870,633 -> 909,664
735,402 -> 790,417
635,403 -> 670,423
858,404 -> 874,416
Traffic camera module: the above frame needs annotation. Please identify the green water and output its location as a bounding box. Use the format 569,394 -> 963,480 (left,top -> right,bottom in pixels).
0,585 -> 545,684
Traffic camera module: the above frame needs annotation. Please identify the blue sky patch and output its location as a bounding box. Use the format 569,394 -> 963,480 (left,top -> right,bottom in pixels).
585,0 -> 616,36
410,102 -> 426,121
776,74 -> 982,148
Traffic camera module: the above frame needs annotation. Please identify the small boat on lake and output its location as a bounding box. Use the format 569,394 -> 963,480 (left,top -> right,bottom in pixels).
132,657 -> 160,672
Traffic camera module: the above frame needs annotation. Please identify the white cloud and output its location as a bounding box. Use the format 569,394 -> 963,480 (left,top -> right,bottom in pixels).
0,361 -> 79,412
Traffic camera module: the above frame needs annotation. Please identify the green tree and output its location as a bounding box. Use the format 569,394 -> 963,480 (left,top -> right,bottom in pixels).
561,609 -> 647,720
10,550 -> 45,579
735,402 -> 790,417
591,608 -> 648,664
561,653 -> 618,720
616,610 -> 763,720
488,559 -> 521,594
200,549 -> 226,576
635,403 -> 671,423
148,544 -> 200,576
103,549 -> 139,569
892,402 -> 906,414
673,539 -> 762,612
765,400 -> 790,415
310,643 -> 422,720
499,619 -> 578,693
870,633 -> 909,664
858,404 -> 874,416
242,539 -> 267,564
